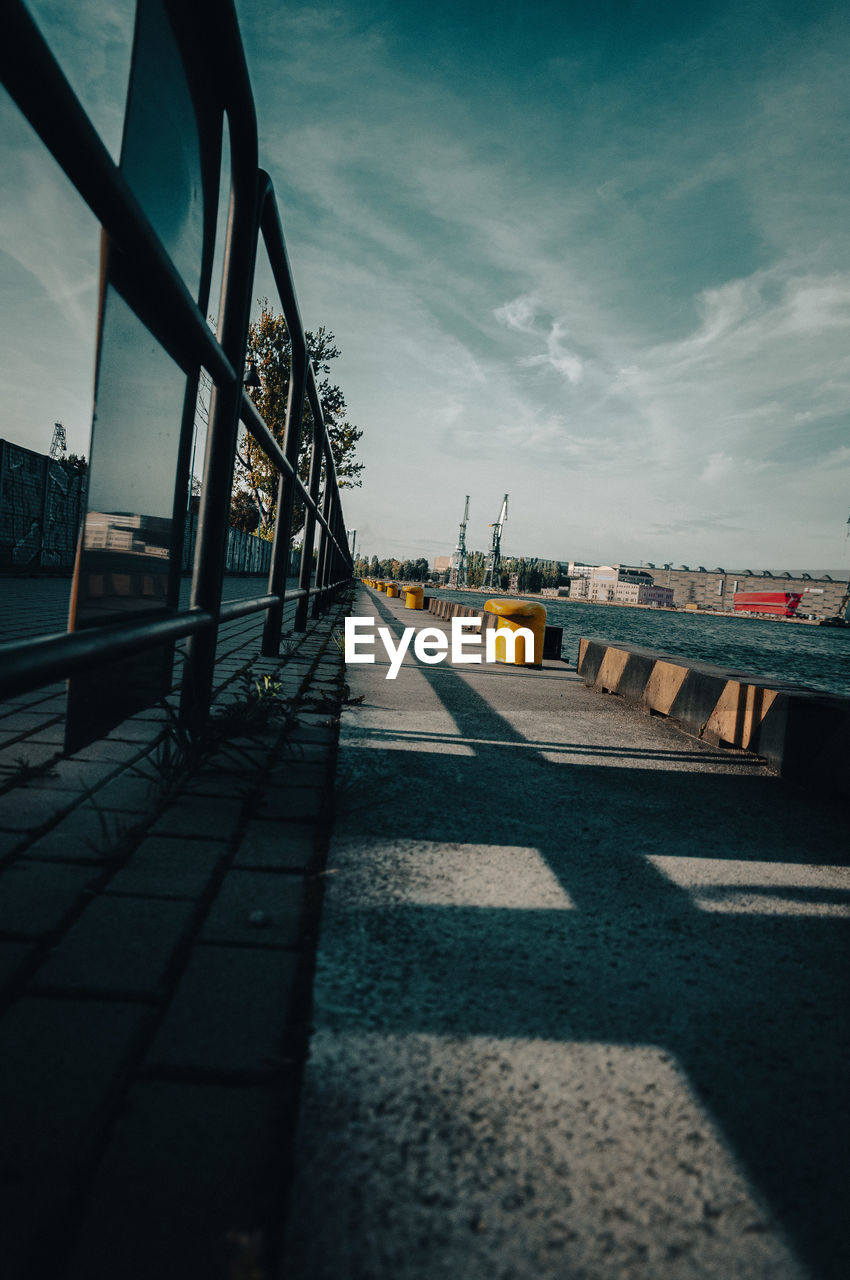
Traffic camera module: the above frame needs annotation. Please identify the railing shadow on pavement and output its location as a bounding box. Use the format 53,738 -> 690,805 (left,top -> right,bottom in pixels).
324,588 -> 850,1280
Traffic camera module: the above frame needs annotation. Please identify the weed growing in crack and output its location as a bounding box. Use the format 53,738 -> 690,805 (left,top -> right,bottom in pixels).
0,753 -> 59,791
81,792 -> 146,863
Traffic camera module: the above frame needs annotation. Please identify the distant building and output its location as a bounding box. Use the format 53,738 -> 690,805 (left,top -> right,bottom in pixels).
588,566 -> 653,603
433,555 -> 452,574
641,584 -> 675,607
620,565 -> 847,619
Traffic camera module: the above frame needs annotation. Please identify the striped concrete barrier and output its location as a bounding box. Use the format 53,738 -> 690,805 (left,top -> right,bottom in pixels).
578,637 -> 849,795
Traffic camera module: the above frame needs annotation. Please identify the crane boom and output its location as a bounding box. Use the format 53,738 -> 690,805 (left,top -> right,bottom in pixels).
482,493 -> 508,590
450,495 -> 470,588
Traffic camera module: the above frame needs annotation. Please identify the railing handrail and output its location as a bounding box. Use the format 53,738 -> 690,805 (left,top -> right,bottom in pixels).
0,0 -> 353,741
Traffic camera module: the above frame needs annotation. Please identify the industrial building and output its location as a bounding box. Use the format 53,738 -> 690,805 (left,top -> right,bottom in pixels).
620,565 -> 847,619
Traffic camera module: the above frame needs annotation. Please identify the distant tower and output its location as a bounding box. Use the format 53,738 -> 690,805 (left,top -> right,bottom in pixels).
49,421 -> 66,460
483,493 -> 509,590
450,495 -> 469,589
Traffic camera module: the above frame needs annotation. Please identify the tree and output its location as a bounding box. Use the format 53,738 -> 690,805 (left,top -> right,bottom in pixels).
230,488 -> 260,533
233,302 -> 364,536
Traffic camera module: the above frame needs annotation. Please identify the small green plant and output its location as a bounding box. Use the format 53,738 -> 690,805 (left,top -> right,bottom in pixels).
254,674 -> 282,701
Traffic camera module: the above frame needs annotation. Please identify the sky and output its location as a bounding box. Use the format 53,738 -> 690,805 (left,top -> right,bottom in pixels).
2,0 -> 849,571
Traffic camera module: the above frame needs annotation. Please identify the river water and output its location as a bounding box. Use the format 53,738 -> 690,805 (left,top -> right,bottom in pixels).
428,590 -> 850,699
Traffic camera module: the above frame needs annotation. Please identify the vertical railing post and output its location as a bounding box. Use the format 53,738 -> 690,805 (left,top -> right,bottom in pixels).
260,359 -> 306,655
180,173 -> 259,730
295,379 -> 324,631
259,189 -> 309,657
311,455 -> 332,618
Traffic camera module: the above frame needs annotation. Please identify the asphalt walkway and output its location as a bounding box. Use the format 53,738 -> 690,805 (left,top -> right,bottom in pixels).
282,585 -> 849,1280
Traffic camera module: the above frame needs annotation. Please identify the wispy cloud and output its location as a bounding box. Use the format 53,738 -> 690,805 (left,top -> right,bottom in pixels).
3,0 -> 848,567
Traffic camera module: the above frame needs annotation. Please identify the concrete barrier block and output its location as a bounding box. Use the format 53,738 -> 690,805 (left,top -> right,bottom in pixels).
576,638 -> 606,685
702,682 -> 780,751
595,646 -> 630,692
577,636 -> 849,797
641,659 -> 690,715
667,669 -> 733,736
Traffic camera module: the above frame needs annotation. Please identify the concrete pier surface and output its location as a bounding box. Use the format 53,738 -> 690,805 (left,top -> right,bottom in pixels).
282,586 -> 849,1280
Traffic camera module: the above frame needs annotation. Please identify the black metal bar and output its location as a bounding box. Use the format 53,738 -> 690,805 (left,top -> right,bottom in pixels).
179,131 -> 261,728
295,364 -> 326,630
312,461 -> 333,618
218,593 -> 284,622
0,611 -> 214,702
258,179 -> 309,656
240,390 -> 295,480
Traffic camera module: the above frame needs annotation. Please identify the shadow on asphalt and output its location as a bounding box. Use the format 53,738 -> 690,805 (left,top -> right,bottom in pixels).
328,591 -> 850,1280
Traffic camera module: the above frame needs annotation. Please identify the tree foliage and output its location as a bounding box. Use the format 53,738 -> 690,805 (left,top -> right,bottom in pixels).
354,555 -> 430,581
232,303 -> 364,535
352,552 -> 566,591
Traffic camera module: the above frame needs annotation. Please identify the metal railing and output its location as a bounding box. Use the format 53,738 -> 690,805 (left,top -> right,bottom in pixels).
0,0 -> 353,743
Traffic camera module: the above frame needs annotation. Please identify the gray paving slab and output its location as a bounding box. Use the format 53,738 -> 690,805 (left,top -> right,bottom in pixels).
0,710 -> 63,733
0,785 -> 76,831
282,588 -> 850,1280
85,772 -> 161,814
0,996 -> 148,1274
0,861 -> 101,938
104,835 -> 228,900
149,795 -> 246,840
31,895 -> 196,997
27,756 -> 125,792
0,829 -> 26,861
0,940 -> 35,990
61,1081 -> 283,1280
0,740 -> 62,772
233,819 -> 316,871
200,869 -> 306,947
22,802 -> 146,864
255,782 -> 327,823
146,943 -> 300,1075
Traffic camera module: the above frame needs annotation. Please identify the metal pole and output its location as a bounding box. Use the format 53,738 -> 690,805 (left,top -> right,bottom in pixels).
295,380 -> 324,630
259,187 -> 309,656
180,167 -> 259,729
312,457 -> 333,618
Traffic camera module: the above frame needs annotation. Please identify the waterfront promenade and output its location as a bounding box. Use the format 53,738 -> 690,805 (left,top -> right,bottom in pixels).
0,577 -> 847,1278
283,584 -> 848,1280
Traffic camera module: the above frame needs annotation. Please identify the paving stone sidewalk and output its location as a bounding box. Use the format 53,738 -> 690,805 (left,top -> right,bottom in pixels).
0,578 -> 351,1279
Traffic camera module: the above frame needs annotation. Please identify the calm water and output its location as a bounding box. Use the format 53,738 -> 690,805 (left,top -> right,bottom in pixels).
429,590 -> 850,700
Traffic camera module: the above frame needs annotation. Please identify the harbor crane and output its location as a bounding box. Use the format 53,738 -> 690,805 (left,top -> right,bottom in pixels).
450,495 -> 469,588
482,493 -> 508,590
49,421 -> 66,460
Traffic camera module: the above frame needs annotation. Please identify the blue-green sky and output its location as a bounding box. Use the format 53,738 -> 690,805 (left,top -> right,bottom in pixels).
2,0 -> 849,568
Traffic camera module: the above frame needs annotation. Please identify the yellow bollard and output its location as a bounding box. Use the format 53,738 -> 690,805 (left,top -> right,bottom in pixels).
386,583 -> 399,598
375,580 -> 385,592
405,584 -> 425,609
484,599 -> 547,666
